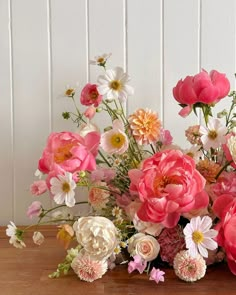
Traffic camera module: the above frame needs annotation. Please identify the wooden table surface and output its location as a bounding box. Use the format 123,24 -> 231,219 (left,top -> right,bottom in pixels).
1,226 -> 236,295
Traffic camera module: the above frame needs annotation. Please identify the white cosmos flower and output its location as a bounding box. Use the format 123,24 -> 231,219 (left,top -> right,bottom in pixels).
6,221 -> 26,249
199,118 -> 227,150
183,216 -> 218,258
89,53 -> 112,66
50,172 -> 76,207
97,67 -> 134,102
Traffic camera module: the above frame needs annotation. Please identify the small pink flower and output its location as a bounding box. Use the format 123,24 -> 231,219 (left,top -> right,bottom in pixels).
27,201 -> 42,219
80,83 -> 102,107
173,250 -> 206,282
128,255 -> 147,274
159,128 -> 173,145
30,180 -> 47,196
71,253 -> 108,282
84,106 -> 96,119
149,267 -> 165,284
88,181 -> 110,210
90,167 -> 116,182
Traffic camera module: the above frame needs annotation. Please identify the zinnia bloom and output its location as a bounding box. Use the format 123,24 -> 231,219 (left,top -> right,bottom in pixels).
71,253 -> 108,282
97,67 -> 134,102
183,216 -> 218,258
50,172 -> 76,207
128,108 -> 161,145
173,250 -> 206,282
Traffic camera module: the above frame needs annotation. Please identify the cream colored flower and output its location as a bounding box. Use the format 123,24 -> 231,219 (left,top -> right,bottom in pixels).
227,134 -> 236,163
128,233 -> 160,262
73,216 -> 118,260
33,231 -> 45,245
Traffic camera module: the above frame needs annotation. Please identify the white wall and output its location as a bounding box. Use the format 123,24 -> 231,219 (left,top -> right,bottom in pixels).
0,0 -> 235,224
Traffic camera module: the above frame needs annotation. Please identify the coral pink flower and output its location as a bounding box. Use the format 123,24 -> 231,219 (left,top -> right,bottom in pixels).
159,128 -> 173,146
129,149 -> 208,228
88,181 -> 110,210
80,83 -> 102,107
212,194 -> 236,275
210,171 -> 236,201
30,180 -> 47,196
38,131 -> 100,174
173,70 -> 230,115
27,201 -> 42,219
149,267 -> 165,284
71,253 -> 108,282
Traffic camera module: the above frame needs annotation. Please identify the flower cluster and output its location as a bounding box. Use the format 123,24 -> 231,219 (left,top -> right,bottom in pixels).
6,53 -> 236,284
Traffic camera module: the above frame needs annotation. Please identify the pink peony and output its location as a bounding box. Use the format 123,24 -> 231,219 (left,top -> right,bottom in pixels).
38,131 -> 100,174
80,83 -> 102,107
129,150 -> 208,228
27,201 -> 42,219
173,70 -> 230,113
30,180 -> 47,196
212,194 -> 236,275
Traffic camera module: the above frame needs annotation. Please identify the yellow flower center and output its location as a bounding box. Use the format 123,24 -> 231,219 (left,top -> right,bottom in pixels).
62,182 -> 70,193
208,130 -> 217,140
192,230 -> 204,244
110,80 -> 122,91
54,143 -> 74,163
110,133 -> 125,148
97,57 -> 105,63
90,91 -> 98,100
65,88 -> 75,97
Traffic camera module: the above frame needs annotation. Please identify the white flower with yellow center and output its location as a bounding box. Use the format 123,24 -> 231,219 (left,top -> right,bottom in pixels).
100,119 -> 129,154
183,216 -> 218,258
97,67 -> 134,102
90,53 -> 111,66
50,172 -> 76,207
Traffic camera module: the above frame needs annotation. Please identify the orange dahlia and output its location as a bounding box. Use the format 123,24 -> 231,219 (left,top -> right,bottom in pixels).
196,159 -> 221,184
128,108 -> 161,145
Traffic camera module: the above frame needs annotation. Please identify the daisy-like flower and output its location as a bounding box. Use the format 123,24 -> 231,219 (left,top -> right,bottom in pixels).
149,267 -> 165,284
64,86 -> 76,97
183,216 -> 218,258
97,67 -> 134,102
6,221 -> 26,249
112,206 -> 122,218
71,253 -> 108,282
100,119 -> 129,154
50,172 -> 76,207
90,53 -> 111,67
183,145 -> 203,162
173,250 -> 206,282
199,118 -> 227,150
128,108 -> 161,145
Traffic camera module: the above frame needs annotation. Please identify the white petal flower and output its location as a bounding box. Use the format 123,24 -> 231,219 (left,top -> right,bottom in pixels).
50,172 -> 76,207
183,216 -> 218,258
199,118 -> 227,150
97,67 -> 134,102
227,134 -> 236,163
6,221 -> 26,249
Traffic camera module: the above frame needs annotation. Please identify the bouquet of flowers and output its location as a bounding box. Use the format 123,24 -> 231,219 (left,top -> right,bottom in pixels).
6,53 -> 236,284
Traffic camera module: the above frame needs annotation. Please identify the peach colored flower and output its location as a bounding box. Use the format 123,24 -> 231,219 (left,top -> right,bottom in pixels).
33,231 -> 44,245
88,181 -> 110,210
173,250 -> 206,282
71,253 -> 108,282
57,224 -> 74,249
128,108 -> 161,145
196,159 -> 221,184
185,125 -> 202,145
30,180 -> 47,196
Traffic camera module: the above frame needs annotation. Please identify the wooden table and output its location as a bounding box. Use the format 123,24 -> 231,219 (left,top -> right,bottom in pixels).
1,226 -> 236,295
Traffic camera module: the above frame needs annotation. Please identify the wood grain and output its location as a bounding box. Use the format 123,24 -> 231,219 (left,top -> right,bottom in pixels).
1,226 -> 236,295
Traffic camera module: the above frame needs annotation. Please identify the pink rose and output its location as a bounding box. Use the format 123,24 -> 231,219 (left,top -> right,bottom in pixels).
30,180 -> 47,196
27,201 -> 42,219
80,83 -> 102,107
129,150 -> 208,228
212,194 -> 236,275
38,131 -> 100,174
173,70 -> 230,110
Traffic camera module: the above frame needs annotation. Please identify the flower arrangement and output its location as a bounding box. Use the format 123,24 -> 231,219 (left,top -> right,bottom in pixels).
6,53 -> 236,284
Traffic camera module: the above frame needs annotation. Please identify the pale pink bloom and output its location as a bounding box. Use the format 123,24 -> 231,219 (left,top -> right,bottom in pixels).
100,119 -> 129,155
38,131 -> 100,174
97,67 -> 134,102
33,231 -> 44,245
30,180 -> 47,196
90,167 -> 116,182
80,83 -> 102,107
149,267 -> 165,284
132,214 -> 164,237
77,122 -> 100,137
183,216 -> 218,258
83,106 -> 96,119
173,250 -> 206,282
50,172 -> 76,207
88,181 -> 110,210
128,255 -> 147,274
27,201 -> 42,219
130,149 -> 207,228
159,128 -> 173,145
199,118 -> 227,150
71,253 -> 108,282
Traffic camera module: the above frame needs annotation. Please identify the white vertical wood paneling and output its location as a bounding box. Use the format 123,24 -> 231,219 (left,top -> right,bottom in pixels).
163,0 -> 200,148
0,0 -> 13,224
127,0 -> 163,118
201,0 -> 236,116
11,0 -> 51,224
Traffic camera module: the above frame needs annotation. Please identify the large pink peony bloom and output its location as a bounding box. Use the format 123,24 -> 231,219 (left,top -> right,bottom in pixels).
212,194 -> 236,275
173,70 -> 230,111
38,131 -> 100,174
129,150 -> 208,228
